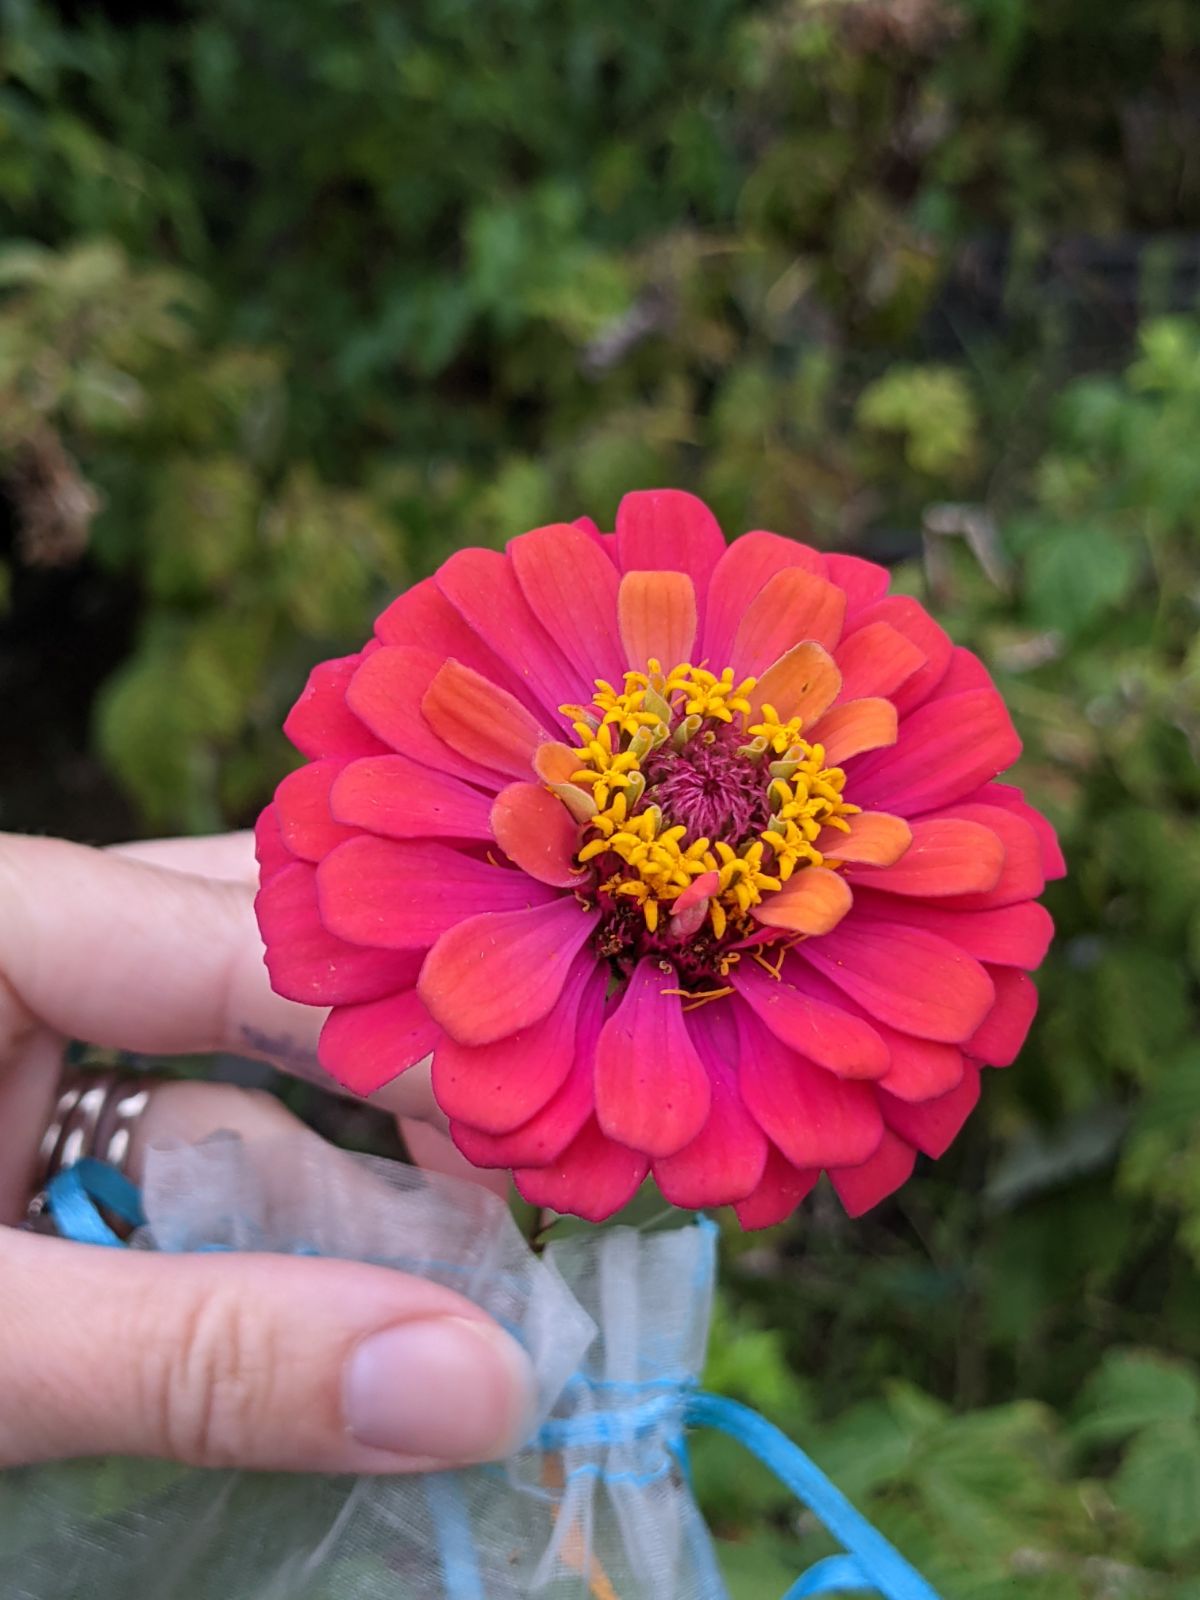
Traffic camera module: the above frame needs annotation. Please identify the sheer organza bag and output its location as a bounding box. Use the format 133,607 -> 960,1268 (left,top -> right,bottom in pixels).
0,1136 -> 941,1599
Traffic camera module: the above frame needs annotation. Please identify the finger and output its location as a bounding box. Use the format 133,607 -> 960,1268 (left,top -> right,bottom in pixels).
399,1118 -> 511,1201
107,831 -> 258,884
0,1228 -> 535,1472
0,835 -> 440,1124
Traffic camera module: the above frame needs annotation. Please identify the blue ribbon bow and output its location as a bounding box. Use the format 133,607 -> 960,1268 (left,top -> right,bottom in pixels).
45,1161 -> 943,1600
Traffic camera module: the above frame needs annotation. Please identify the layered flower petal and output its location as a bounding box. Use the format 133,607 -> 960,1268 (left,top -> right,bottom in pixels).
255,861 -> 423,1006
732,566 -> 847,675
834,621 -> 925,703
432,957 -> 591,1132
273,759 -> 358,863
853,893 -> 1054,970
808,697 -> 897,764
347,645 -> 503,788
490,782 -> 586,887
849,690 -> 1022,816
848,817 -> 1005,898
653,1007 -> 767,1206
732,962 -> 890,1079
420,897 -> 601,1046
734,1146 -> 820,1230
921,802 -> 1044,911
799,912 -> 995,1043
737,1009 -> 884,1169
880,1061 -> 981,1158
829,1129 -> 917,1217
421,657 -> 550,781
330,754 -> 494,842
847,596 -> 953,715
284,653 -> 388,761
617,569 -> 698,672
965,965 -> 1038,1066
751,865 -> 853,935
594,958 -> 712,1157
824,552 -> 890,613
509,521 -> 624,686
702,530 -> 826,666
318,988 -> 441,1095
514,1120 -> 649,1223
748,641 -> 841,728
254,802 -> 294,884
615,489 -> 726,608
818,810 -> 912,866
317,836 -> 557,950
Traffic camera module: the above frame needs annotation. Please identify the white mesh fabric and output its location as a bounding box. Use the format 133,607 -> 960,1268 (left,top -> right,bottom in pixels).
0,1136 -> 731,1600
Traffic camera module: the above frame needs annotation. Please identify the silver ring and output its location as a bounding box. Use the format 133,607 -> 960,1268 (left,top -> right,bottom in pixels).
35,1070 -> 154,1191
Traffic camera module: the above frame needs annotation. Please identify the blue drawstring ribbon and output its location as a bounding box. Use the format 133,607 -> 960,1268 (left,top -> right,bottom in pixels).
45,1161 -> 942,1600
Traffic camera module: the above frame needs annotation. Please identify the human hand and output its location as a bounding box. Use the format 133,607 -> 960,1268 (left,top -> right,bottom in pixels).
0,831 -> 534,1472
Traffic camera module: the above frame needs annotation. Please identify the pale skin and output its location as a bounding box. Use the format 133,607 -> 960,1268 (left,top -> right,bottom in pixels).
0,831 -> 532,1473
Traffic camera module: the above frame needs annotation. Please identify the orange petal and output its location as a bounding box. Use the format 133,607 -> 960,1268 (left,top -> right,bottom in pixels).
752,866 -> 853,935
849,818 -> 1005,897
421,658 -> 548,781
534,741 -> 583,784
491,782 -> 586,888
732,567 -> 847,675
617,569 -> 698,671
818,811 -> 912,867
748,641 -> 841,727
808,697 -> 898,763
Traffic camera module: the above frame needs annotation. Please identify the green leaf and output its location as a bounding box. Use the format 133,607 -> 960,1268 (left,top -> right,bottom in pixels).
1113,1420 -> 1200,1560
1072,1351 -> 1200,1448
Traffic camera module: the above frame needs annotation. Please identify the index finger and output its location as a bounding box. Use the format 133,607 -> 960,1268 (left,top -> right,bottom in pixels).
0,834 -> 440,1124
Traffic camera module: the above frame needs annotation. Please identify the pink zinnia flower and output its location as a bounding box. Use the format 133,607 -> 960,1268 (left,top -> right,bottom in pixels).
255,491 -> 1062,1226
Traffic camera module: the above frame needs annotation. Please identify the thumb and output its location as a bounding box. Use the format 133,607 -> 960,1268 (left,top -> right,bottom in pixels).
0,1228 -> 535,1471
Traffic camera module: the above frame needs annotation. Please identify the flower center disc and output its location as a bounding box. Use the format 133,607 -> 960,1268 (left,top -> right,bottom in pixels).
558,659 -> 857,991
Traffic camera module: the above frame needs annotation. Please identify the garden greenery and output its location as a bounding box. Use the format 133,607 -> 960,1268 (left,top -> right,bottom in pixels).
1,0 -> 1199,1593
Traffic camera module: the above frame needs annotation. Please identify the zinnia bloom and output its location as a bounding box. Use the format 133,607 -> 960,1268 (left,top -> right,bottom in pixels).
255,491 -> 1062,1226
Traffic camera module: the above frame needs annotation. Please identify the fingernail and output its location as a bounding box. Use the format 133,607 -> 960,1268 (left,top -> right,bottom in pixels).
344,1316 -> 535,1462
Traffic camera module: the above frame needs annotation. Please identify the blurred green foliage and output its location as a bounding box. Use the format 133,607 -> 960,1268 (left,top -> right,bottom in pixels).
1,0 -> 1199,1592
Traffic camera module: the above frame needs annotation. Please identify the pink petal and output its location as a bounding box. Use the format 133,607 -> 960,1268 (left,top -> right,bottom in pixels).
317,836 -> 557,949
447,969 -> 605,1167
273,759 -> 358,863
652,1008 -> 768,1206
935,645 -> 995,698
255,860 -> 422,1005
818,811 -> 912,867
849,817 -> 1005,897
829,1129 -> 917,1216
732,962 -> 890,1079
419,897 -> 601,1045
749,641 -> 842,728
752,866 -> 853,935
853,891 -> 1054,970
737,1007 -> 883,1168
847,597 -> 953,715
614,489 -> 726,610
318,988 -> 441,1095
849,690 -> 1022,816
877,1030 -> 964,1103
490,782 -> 585,887
432,958 -> 590,1132
422,657 -> 550,781
964,966 -> 1039,1066
374,575 -> 544,719
834,621 -> 925,703
329,754 -> 494,842
825,552 -> 890,613
255,803 -> 294,884
732,567 -> 847,675
920,802 -> 1044,911
799,912 -> 996,1043
880,1061 -> 981,1158
346,645 -> 504,788
514,1119 -> 649,1223
966,782 -> 1066,880
617,568 -> 698,670
702,530 -> 827,666
509,521 -> 624,687
808,697 -> 898,764
594,959 -> 712,1157
435,547 -> 580,722
733,1145 -> 819,1230
284,652 -> 389,761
